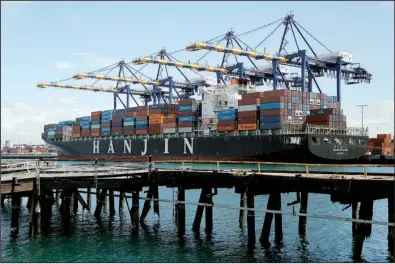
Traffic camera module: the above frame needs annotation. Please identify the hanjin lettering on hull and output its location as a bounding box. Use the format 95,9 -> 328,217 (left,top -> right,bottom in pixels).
92,138 -> 195,156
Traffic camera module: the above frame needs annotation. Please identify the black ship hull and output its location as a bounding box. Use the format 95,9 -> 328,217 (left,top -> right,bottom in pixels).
44,134 -> 369,164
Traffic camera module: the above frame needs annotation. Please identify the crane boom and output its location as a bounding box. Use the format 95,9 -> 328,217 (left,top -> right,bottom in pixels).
132,57 -> 229,74
73,73 -> 161,86
186,42 -> 289,63
37,82 -> 151,95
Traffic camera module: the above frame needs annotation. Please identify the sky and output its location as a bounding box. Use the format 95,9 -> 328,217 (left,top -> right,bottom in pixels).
1,1 -> 394,145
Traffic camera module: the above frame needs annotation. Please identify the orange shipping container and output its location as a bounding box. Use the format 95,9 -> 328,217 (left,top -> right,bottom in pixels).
125,112 -> 136,117
123,130 -> 135,136
238,117 -> 257,124
165,113 -> 178,118
218,124 -> 237,131
162,123 -> 177,128
136,111 -> 149,117
149,118 -> 164,125
238,123 -> 257,131
136,116 -> 148,121
377,134 -> 391,140
150,114 -> 164,119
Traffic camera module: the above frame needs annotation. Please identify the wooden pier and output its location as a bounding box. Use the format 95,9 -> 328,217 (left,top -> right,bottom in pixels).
1,159 -> 394,260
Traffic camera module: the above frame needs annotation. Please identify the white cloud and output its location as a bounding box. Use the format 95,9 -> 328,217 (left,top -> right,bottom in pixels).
1,102 -> 92,145
56,61 -> 74,69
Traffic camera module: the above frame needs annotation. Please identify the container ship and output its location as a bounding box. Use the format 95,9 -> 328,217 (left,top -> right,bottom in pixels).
41,88 -> 369,164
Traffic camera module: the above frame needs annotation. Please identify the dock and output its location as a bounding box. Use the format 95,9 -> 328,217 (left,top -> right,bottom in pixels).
1,159 -> 394,260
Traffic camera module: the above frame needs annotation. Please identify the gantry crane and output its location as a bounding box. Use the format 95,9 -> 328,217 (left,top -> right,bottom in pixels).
184,12 -> 372,103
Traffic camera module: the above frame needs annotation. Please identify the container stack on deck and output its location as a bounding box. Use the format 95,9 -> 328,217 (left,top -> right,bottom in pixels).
369,134 -> 394,156
112,109 -> 124,136
44,124 -> 56,140
42,89 -> 350,140
178,99 -> 198,133
218,108 -> 238,132
238,92 -> 260,131
55,121 -> 73,140
135,106 -> 149,135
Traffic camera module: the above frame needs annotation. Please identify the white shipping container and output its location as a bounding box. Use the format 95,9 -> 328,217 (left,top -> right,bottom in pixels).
287,116 -> 293,122
91,124 -> 100,129
163,128 -> 177,134
48,131 -> 55,135
316,99 -> 321,105
238,105 -> 258,112
178,127 -> 193,133
124,121 -> 135,126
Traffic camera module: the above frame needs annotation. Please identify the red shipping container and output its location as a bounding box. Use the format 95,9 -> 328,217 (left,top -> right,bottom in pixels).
149,124 -> 162,129
263,89 -> 288,97
218,120 -> 236,126
238,97 -> 259,106
179,122 -> 194,128
306,115 -> 331,123
164,117 -> 177,124
44,124 -> 57,129
123,130 -> 135,136
136,116 -> 148,121
149,128 -> 162,134
260,95 -> 284,104
91,116 -> 101,122
179,98 -> 196,106
242,92 -> 265,100
112,117 -> 123,122
101,123 -> 111,128
178,111 -> 198,117
150,109 -> 164,114
162,123 -> 177,128
91,131 -> 100,137
112,127 -> 122,132
218,124 -> 237,131
238,111 -> 258,118
72,134 -> 81,138
238,117 -> 257,124
136,129 -> 148,135
125,112 -> 136,117
260,109 -> 286,117
136,111 -> 149,117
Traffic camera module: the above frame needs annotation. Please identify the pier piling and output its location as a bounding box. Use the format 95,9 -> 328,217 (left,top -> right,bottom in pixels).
94,189 -> 107,219
131,191 -> 140,230
176,187 -> 186,235
353,200 -> 374,261
274,193 -> 283,243
11,193 -> 21,233
239,190 -> 246,228
352,201 -> 359,236
1,195 -> 5,209
153,185 -> 159,216
28,193 -> 35,237
246,187 -> 255,247
140,187 -> 154,222
73,190 -> 79,213
119,192 -> 124,212
388,196 -> 394,255
299,192 -> 309,237
87,188 -> 91,209
205,188 -> 213,233
109,190 -> 115,216
60,190 -> 72,231
192,188 -> 207,232
260,193 -> 276,246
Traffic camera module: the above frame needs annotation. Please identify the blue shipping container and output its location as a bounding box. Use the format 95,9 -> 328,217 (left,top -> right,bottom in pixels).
91,120 -> 100,125
218,114 -> 237,121
101,127 -> 111,132
260,116 -> 284,123
81,116 -> 91,121
112,131 -> 123,136
124,126 -> 135,131
123,117 -> 136,122
81,125 -> 90,129
102,110 -> 113,115
260,102 -> 284,110
178,116 -> 196,122
218,109 -> 238,116
136,120 -> 148,126
112,121 -> 122,127
136,124 -> 148,130
178,105 -> 196,112
113,112 -> 125,118
260,122 -> 282,130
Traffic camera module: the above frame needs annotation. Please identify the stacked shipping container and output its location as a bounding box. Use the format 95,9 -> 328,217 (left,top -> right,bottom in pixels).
44,124 -> 57,140
136,106 -> 149,135
112,109 -> 124,136
238,92 -> 261,131
178,99 -> 197,133
218,108 -> 238,132
369,134 -> 394,156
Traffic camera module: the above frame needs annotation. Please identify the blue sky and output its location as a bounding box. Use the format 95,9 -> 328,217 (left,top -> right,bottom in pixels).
1,1 -> 394,145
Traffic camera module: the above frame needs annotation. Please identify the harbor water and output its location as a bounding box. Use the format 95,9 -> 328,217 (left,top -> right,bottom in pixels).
1,161 -> 394,262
